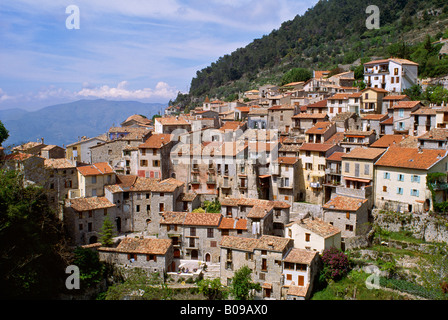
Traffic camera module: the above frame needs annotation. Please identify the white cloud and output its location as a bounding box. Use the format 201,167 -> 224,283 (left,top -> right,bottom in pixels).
76,81 -> 178,100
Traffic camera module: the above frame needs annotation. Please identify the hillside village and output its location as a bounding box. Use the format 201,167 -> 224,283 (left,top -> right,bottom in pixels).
2,56 -> 448,300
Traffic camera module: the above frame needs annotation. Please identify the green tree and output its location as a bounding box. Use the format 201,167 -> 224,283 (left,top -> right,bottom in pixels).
404,84 -> 423,101
197,278 -> 228,300
0,120 -> 9,146
0,169 -> 71,298
100,216 -> 115,247
281,68 -> 312,85
428,86 -> 448,105
204,200 -> 221,213
73,247 -> 104,288
230,265 -> 261,300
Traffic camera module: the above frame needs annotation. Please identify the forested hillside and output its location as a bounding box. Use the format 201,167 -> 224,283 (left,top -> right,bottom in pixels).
173,0 -> 448,107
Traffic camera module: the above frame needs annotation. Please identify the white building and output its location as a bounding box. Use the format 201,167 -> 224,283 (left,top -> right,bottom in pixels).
364,58 -> 419,93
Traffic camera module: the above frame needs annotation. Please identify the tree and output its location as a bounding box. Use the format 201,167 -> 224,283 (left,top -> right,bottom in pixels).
73,247 -> 104,288
404,84 -> 423,101
281,68 -> 312,85
0,120 -> 9,146
230,265 -> 261,300
320,247 -> 350,282
99,216 -> 115,247
197,278 -> 228,300
0,169 -> 72,298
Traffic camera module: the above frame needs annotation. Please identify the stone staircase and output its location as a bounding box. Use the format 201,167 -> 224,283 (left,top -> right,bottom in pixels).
202,263 -> 221,280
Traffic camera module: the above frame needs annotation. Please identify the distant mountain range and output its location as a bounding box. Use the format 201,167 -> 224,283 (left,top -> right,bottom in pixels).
0,99 -> 166,148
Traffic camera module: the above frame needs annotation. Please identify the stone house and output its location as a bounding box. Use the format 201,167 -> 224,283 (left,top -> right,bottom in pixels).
282,248 -> 320,300
322,195 -> 369,243
219,235 -> 294,300
154,116 -> 192,135
44,158 -> 78,217
327,93 -> 351,118
417,128 -> 448,150
305,121 -> 336,144
360,114 -> 389,139
41,145 -> 65,159
360,87 -> 389,114
382,95 -> 410,115
339,147 -> 387,208
267,105 -> 296,134
435,106 -> 448,129
220,198 -> 290,238
137,133 -> 174,180
76,162 -> 116,198
271,156 -> 300,205
159,211 -> 187,262
410,107 -> 437,137
2,153 -> 46,186
66,135 -> 107,164
298,143 -> 343,205
324,151 -> 345,202
285,217 -> 341,253
392,101 -> 422,134
217,217 -> 250,238
247,107 -> 268,129
291,112 -> 329,136
64,196 -> 116,245
340,130 -> 377,153
98,237 -> 174,275
182,212 -> 223,263
374,146 -> 448,213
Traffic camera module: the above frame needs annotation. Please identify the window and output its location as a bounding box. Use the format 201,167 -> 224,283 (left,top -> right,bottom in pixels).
394,68 -> 399,75
136,205 -> 140,212
364,164 -> 370,175
398,109 -> 404,118
383,186 -> 387,192
140,160 -> 148,167
345,224 -> 354,231
190,227 -> 196,237
286,274 -> 292,281
305,233 -> 310,242
153,160 -> 160,167
261,258 -> 267,271
346,212 -> 350,219
397,187 -> 403,195
207,228 -> 214,238
159,203 -> 164,212
411,175 -> 420,183
91,176 -> 97,184
411,189 -> 419,197
397,174 -> 404,182
345,163 -> 350,173
384,172 -> 390,179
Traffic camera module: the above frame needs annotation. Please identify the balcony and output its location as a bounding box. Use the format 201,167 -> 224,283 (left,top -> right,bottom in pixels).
206,177 -> 217,184
393,128 -> 409,135
310,182 -> 322,189
430,182 -> 448,191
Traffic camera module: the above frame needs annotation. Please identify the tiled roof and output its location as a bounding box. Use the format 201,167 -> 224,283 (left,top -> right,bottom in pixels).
299,143 -> 336,152
411,108 -> 437,115
156,117 -> 191,126
150,178 -> 184,193
292,113 -> 328,119
77,162 -> 114,176
328,93 -> 351,100
392,101 -> 421,109
305,99 -> 328,109
383,95 -> 408,101
138,134 -> 172,149
277,157 -> 299,165
344,130 -> 375,137
323,195 -> 367,212
99,237 -> 172,255
218,217 -> 248,230
220,235 -> 259,252
370,134 -> 408,148
160,211 -> 187,225
255,235 -> 291,252
326,151 -> 345,162
183,212 -> 222,226
361,114 -> 389,121
44,158 -> 75,169
286,217 -> 340,239
268,105 -> 295,111
220,197 -> 290,209
305,122 -> 334,135
374,146 -> 447,170
286,284 -> 310,297
283,247 -> 318,264
418,128 -> 448,141
68,197 -> 115,212
181,192 -> 198,202
247,204 -> 274,219
342,147 -> 386,160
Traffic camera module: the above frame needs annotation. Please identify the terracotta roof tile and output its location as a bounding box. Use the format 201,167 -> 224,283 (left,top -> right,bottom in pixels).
286,217 -> 340,239
138,134 -> 172,149
99,237 -> 172,255
392,101 -> 421,109
160,211 -> 187,225
218,217 -> 248,230
220,236 -> 258,252
77,162 -> 114,176
374,146 -> 447,170
323,195 -> 367,211
283,247 -> 319,264
299,143 -> 336,152
370,134 -> 408,148
255,235 -> 291,252
183,212 -> 222,226
68,196 -> 115,212
342,147 -> 386,160
305,122 -> 333,135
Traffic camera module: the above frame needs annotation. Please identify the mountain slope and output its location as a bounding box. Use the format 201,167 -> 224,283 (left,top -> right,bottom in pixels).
2,99 -> 165,148
186,0 -> 448,102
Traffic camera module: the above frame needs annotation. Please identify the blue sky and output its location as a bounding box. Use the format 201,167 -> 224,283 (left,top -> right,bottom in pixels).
0,0 -> 318,111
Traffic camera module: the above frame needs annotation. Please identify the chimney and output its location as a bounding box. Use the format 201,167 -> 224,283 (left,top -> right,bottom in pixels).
41,137 -> 44,144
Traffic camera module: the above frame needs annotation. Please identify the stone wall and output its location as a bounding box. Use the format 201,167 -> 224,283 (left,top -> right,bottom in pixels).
373,209 -> 448,244
291,202 -> 323,221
